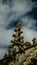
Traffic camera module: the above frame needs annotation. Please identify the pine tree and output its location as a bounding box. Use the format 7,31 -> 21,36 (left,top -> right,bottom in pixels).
9,22 -> 25,63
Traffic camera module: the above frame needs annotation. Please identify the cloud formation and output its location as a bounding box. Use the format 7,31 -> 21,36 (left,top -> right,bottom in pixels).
0,0 -> 33,27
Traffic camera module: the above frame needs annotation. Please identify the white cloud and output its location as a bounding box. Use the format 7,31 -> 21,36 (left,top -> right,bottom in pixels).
0,28 -> 14,47
12,0 -> 32,12
0,48 -> 7,60
0,28 -> 14,59
0,0 -> 33,27
22,27 -> 37,44
20,16 -> 36,30
20,16 -> 37,43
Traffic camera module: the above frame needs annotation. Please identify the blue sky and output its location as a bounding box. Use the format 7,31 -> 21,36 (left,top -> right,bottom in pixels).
0,0 -> 37,59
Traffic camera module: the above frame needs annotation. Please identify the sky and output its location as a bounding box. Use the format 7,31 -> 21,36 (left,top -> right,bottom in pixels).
0,0 -> 37,59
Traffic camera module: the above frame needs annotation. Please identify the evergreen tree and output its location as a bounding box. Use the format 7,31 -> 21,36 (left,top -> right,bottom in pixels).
8,22 -> 25,63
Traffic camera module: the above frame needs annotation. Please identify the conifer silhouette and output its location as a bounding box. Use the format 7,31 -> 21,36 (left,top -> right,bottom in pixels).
9,22 -> 25,55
